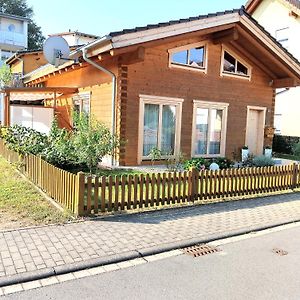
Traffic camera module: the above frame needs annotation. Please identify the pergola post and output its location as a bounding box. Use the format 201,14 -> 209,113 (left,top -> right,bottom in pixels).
4,93 -> 10,126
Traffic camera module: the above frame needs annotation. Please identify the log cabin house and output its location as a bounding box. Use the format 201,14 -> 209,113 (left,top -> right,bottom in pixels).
3,7 -> 300,166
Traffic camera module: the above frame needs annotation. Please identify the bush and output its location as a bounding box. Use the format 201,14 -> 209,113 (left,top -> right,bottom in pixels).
2,125 -> 48,156
293,142 -> 300,156
183,157 -> 233,171
252,155 -> 275,167
273,134 -> 300,154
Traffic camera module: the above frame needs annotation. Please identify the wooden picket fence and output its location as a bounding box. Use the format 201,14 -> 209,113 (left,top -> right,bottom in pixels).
1,138 -> 300,216
80,164 -> 300,215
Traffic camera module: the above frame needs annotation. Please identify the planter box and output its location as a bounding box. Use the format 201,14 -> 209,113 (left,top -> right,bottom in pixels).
242,149 -> 249,162
264,148 -> 272,158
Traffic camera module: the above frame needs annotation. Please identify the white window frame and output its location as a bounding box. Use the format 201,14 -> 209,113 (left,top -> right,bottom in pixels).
72,92 -> 91,115
192,100 -> 229,158
138,94 -> 183,163
168,42 -> 208,73
220,46 -> 252,81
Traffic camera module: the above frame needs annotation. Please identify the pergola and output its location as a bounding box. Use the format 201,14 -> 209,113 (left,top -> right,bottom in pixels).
0,87 -> 78,126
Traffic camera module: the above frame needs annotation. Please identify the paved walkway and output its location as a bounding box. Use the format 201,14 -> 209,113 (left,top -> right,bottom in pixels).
1,193 -> 300,286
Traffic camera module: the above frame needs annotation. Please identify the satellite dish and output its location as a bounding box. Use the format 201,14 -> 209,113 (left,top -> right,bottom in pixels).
43,36 -> 70,67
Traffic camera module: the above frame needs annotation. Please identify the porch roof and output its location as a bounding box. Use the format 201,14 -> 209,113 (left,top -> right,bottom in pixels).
0,87 -> 78,102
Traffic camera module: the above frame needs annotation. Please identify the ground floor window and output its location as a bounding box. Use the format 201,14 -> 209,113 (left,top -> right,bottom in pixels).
139,95 -> 183,161
192,100 -> 228,157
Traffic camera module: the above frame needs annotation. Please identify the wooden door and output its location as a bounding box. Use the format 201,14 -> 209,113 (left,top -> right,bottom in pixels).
246,108 -> 265,156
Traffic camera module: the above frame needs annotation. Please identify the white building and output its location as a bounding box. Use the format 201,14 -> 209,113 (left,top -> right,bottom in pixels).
246,0 -> 300,136
48,31 -> 98,47
0,12 -> 29,65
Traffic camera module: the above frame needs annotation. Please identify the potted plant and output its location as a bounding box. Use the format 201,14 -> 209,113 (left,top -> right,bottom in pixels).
241,145 -> 249,162
264,145 -> 272,158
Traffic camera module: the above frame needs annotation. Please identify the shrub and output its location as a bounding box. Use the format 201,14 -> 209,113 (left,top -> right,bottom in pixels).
273,134 -> 300,154
2,125 -> 48,156
72,112 -> 120,173
42,118 -> 79,168
252,155 -> 275,167
293,142 -> 300,156
183,157 -> 233,171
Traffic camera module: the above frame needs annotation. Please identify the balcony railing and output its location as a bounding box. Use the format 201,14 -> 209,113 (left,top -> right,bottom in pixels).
0,30 -> 26,47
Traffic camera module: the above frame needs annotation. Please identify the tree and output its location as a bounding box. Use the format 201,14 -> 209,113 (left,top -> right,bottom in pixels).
0,0 -> 45,50
0,64 -> 12,87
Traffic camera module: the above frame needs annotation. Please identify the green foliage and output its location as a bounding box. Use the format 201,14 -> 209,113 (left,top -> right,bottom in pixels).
0,0 -> 45,49
293,142 -> 300,156
183,158 -> 206,171
1,113 -> 119,172
72,112 -> 119,173
0,64 -> 12,87
273,134 -> 300,155
166,151 -> 186,172
244,155 -> 275,167
183,157 -> 233,171
148,147 -> 162,164
3,125 -> 48,155
42,118 -> 78,168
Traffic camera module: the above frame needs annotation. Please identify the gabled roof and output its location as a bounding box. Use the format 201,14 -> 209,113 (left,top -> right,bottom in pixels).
246,0 -> 300,13
25,7 -> 300,87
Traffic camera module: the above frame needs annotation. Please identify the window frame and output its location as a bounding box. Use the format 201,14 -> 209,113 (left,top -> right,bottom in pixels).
72,92 -> 91,115
191,100 -> 229,158
220,47 -> 252,80
168,42 -> 208,73
138,94 -> 183,163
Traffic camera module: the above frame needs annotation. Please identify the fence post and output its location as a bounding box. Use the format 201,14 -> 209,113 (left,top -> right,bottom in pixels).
292,163 -> 298,190
189,168 -> 199,202
75,171 -> 85,216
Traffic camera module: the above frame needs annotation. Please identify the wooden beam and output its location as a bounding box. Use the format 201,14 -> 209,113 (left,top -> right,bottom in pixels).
212,27 -> 239,44
98,53 -> 112,61
271,78 -> 299,88
118,47 -> 145,65
2,87 -> 79,94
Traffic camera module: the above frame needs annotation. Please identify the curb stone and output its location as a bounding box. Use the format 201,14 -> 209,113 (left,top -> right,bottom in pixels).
0,217 -> 299,288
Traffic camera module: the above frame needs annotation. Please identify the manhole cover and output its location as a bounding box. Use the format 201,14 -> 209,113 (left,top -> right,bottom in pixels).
273,248 -> 288,256
182,244 -> 221,257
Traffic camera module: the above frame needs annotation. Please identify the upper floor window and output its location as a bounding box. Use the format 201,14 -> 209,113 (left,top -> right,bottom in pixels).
275,27 -> 289,49
169,43 -> 207,72
221,49 -> 250,79
73,92 -> 91,115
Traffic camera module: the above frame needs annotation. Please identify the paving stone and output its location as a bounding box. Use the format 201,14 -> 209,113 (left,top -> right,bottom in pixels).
3,284 -> 23,295
40,276 -> 59,287
22,280 -> 41,290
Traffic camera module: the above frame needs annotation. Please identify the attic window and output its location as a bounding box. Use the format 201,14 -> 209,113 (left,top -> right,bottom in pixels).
169,43 -> 206,72
222,50 -> 250,78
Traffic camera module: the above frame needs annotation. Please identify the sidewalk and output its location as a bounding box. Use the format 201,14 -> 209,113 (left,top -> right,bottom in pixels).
2,192 -> 300,287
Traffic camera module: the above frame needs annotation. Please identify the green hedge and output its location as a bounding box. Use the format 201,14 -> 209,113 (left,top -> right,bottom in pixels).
273,134 -> 300,154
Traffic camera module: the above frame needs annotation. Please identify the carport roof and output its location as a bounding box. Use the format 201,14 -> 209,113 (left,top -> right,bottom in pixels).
0,87 -> 78,101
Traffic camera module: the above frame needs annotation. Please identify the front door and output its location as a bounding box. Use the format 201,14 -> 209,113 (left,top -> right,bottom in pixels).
245,107 -> 266,156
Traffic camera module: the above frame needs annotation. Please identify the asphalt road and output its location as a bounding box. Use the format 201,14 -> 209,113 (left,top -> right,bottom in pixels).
4,224 -> 300,300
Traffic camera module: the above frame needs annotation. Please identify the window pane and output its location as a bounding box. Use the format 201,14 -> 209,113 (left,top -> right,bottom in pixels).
195,108 -> 209,155
143,104 -> 159,156
209,109 -> 223,155
161,105 -> 176,155
237,61 -> 248,76
189,47 -> 204,68
223,51 -> 236,73
171,50 -> 188,65
82,99 -> 90,115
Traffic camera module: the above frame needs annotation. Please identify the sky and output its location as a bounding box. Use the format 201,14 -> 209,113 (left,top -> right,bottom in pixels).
26,0 -> 246,38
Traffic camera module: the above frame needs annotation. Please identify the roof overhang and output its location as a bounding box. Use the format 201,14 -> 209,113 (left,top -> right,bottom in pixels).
0,87 -> 78,102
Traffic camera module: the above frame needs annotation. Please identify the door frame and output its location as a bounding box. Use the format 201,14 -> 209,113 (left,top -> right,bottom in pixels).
245,105 -> 266,155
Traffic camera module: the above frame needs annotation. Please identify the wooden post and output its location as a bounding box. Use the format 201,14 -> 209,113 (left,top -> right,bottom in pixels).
4,93 -> 10,126
189,168 -> 199,202
292,163 -> 298,190
75,171 -> 85,216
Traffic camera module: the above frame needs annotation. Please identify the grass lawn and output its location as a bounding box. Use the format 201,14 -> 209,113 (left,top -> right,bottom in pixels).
274,153 -> 300,161
0,156 -> 73,231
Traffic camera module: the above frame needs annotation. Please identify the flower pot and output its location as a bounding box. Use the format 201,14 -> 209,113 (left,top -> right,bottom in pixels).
264,148 -> 272,158
242,149 -> 249,162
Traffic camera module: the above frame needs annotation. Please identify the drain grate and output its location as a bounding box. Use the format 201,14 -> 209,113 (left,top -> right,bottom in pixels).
182,244 -> 221,257
273,248 -> 288,256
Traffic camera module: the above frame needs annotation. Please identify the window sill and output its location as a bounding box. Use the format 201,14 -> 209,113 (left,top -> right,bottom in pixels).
170,63 -> 207,74
221,72 -> 251,81
192,154 -> 223,158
